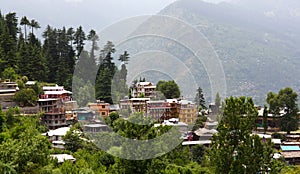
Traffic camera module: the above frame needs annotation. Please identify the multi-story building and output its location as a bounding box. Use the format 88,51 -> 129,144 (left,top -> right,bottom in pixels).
120,98 -> 131,110
131,82 -> 156,98
42,127 -> 70,149
146,100 -> 171,121
166,99 -> 181,119
88,101 -> 110,118
42,85 -> 72,101
130,98 -> 150,113
39,84 -> 73,129
118,97 -> 196,124
0,80 -> 19,103
178,100 -> 197,124
38,98 -> 67,129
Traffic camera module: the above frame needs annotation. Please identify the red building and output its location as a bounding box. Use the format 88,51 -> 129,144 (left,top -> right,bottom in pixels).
39,85 -> 72,129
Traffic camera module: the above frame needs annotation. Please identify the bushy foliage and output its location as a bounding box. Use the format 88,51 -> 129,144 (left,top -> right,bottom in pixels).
13,88 -> 38,106
156,80 -> 180,99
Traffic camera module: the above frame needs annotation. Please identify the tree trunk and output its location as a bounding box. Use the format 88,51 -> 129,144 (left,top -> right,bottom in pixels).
24,25 -> 27,40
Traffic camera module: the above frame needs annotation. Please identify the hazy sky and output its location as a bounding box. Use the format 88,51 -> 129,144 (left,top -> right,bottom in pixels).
1,0 -> 180,32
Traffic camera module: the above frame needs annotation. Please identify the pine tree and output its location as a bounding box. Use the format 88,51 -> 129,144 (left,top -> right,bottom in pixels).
215,92 -> 221,114
118,51 -> 129,64
75,50 -> 97,85
0,13 -> 18,69
74,26 -> 86,59
87,29 -> 99,63
24,44 -> 47,81
194,87 -> 206,109
99,41 -> 115,63
5,12 -> 18,43
66,27 -> 75,48
42,26 -> 59,82
55,27 -> 76,89
95,42 -> 117,103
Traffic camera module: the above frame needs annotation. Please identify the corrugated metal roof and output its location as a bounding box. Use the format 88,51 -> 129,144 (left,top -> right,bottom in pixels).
44,90 -> 72,95
42,127 -> 70,136
130,98 -> 150,101
281,145 -> 300,151
182,140 -> 211,146
50,154 -> 75,163
0,89 -> 16,93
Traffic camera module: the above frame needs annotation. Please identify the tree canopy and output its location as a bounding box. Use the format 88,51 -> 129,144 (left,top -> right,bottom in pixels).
209,96 -> 282,174
156,80 -> 180,99
267,87 -> 299,134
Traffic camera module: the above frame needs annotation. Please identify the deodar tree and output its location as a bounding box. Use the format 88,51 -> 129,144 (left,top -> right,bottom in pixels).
194,86 -> 206,110
210,96 -> 279,174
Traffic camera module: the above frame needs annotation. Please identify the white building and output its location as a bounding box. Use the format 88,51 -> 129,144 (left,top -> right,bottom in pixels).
131,82 -> 156,98
42,127 -> 70,149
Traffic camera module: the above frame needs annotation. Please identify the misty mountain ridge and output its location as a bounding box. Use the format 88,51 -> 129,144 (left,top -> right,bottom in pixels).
126,0 -> 300,104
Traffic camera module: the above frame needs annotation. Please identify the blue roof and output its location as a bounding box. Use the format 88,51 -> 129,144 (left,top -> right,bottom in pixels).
280,145 -> 300,151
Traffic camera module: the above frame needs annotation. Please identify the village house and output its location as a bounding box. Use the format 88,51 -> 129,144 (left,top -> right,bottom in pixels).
255,106 -> 282,132
130,81 -> 156,98
118,98 -> 196,124
88,101 -> 110,118
42,127 -> 70,149
166,99 -> 181,119
83,123 -> 109,133
74,107 -> 94,122
65,110 -> 77,125
120,97 -> 131,110
51,154 -> 76,163
129,98 -> 150,113
38,84 -> 73,129
146,100 -> 171,121
0,80 -> 19,107
280,145 -> 300,165
154,118 -> 188,134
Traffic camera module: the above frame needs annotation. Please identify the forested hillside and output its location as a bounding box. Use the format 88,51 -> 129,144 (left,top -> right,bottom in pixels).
0,12 -> 128,106
0,12 -> 75,89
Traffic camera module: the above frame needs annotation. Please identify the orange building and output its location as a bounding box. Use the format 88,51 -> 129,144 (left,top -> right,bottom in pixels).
178,100 -> 197,124
88,101 -> 110,118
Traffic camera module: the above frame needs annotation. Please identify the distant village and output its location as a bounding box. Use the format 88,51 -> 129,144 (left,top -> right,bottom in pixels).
1,78 -> 300,165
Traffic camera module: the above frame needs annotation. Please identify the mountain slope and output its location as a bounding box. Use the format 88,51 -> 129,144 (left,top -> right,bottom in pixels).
156,0 -> 300,103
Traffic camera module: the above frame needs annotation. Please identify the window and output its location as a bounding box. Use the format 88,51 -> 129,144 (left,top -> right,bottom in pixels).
55,120 -> 58,124
102,105 -> 105,108
102,112 -> 106,116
